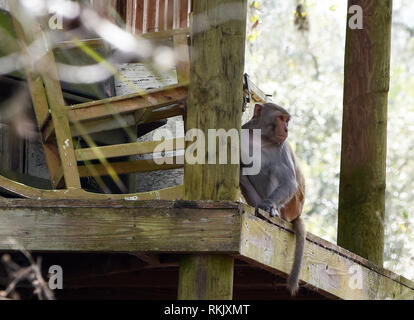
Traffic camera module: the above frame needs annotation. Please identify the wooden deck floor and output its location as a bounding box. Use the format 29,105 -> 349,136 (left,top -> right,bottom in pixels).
0,199 -> 413,300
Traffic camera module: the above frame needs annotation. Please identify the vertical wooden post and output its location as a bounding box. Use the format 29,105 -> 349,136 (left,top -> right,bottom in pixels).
178,0 -> 247,300
178,255 -> 234,300
338,0 -> 392,265
173,33 -> 190,84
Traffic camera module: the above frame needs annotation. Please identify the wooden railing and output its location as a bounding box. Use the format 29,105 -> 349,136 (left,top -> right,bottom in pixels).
88,0 -> 191,34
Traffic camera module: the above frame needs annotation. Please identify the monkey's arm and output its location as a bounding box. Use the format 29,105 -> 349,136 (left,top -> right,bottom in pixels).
261,167 -> 298,214
240,174 -> 262,207
265,143 -> 299,209
269,174 -> 297,207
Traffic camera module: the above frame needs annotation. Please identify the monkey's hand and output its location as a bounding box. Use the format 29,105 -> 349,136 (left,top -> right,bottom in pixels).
257,199 -> 280,217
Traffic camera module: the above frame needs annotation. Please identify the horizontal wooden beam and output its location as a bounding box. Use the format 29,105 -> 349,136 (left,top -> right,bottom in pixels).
69,84 -> 187,121
54,29 -> 190,50
42,85 -> 187,141
65,104 -> 182,138
0,200 -> 240,252
0,174 -> 183,200
0,199 -> 412,300
75,138 -> 184,161
238,206 -> 414,300
78,156 -> 184,177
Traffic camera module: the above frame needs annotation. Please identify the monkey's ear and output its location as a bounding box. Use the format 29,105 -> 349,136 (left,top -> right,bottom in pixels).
254,104 -> 263,118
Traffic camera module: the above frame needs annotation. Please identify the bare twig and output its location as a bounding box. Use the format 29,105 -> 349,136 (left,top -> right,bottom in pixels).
0,240 -> 55,300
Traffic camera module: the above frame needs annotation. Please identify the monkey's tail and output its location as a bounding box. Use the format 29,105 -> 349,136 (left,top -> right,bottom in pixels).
287,217 -> 306,296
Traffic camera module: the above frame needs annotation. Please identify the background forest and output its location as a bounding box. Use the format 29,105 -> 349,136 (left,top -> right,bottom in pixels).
244,0 -> 414,280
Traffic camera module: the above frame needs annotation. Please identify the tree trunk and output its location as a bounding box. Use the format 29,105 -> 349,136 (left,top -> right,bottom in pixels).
338,0 -> 393,266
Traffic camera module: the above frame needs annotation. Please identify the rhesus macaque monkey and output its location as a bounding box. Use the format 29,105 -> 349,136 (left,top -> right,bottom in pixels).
240,103 -> 305,295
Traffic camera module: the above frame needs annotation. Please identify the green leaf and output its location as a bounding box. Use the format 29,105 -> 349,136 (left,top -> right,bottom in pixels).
250,14 -> 259,23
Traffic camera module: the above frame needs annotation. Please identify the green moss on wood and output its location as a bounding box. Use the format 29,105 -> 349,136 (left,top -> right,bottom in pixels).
178,255 -> 234,300
338,0 -> 393,266
178,0 -> 248,300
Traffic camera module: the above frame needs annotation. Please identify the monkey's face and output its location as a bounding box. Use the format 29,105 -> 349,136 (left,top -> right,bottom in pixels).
254,103 -> 291,144
272,113 -> 290,144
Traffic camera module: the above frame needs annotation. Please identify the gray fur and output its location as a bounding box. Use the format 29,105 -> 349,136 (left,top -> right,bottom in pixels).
241,103 -> 305,296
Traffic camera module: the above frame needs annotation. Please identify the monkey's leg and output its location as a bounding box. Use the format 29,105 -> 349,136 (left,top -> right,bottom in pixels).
265,176 -> 297,215
239,174 -> 262,207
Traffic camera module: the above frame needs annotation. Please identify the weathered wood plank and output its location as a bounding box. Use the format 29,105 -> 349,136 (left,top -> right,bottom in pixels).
239,212 -> 414,300
250,204 -> 414,293
0,199 -> 240,209
55,29 -> 189,49
140,27 -> 189,38
78,156 -> 184,177
178,255 -> 234,300
68,85 -> 187,121
40,53 -> 82,189
69,105 -> 182,137
173,33 -> 190,84
0,206 -> 240,253
54,38 -> 107,50
0,174 -> 184,200
10,3 -> 81,189
0,197 -> 412,299
40,85 -> 186,140
184,0 -> 247,201
178,0 -> 248,301
8,9 -> 63,189
44,104 -> 182,140
75,138 -> 184,161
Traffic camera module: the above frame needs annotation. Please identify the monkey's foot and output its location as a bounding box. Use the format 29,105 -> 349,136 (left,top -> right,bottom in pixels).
257,199 -> 279,217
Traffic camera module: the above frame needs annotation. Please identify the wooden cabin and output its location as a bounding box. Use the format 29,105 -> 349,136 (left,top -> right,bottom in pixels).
0,0 -> 413,300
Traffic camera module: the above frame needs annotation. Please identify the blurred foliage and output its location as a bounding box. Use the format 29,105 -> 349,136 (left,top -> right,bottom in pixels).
245,0 -> 414,280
